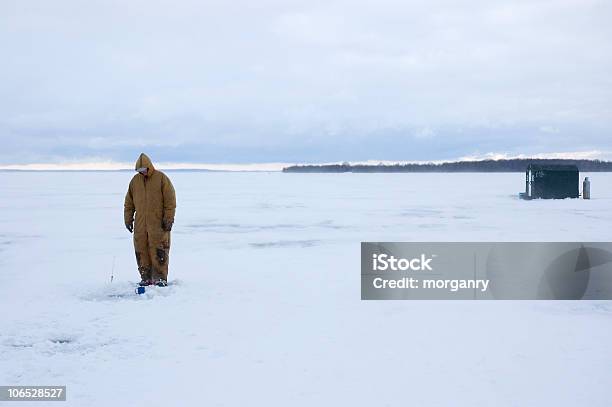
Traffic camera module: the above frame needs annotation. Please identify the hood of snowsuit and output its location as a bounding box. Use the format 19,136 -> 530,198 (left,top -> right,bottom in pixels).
135,153 -> 155,175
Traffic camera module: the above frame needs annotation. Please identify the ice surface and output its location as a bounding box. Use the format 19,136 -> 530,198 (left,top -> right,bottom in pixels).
1,171 -> 611,406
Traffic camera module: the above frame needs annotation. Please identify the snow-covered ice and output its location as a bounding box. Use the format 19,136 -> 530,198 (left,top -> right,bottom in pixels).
1,171 -> 611,406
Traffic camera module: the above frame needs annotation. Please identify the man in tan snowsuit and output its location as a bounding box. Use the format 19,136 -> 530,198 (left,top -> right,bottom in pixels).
124,153 -> 176,287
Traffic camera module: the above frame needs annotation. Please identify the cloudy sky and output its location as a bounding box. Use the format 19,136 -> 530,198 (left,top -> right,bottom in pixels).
1,0 -> 611,165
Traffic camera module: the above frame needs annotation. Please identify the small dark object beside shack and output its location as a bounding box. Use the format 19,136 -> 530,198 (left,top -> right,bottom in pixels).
520,164 -> 579,200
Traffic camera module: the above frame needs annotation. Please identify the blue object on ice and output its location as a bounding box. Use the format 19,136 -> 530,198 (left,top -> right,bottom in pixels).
135,286 -> 145,295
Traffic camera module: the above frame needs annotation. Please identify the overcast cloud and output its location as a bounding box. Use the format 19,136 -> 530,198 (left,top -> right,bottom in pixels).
1,0 -> 611,164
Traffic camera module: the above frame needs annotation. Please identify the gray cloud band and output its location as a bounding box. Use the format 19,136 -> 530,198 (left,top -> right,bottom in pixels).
361,242 -> 612,300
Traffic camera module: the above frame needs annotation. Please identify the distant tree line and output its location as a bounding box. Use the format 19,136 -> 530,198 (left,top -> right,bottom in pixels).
282,159 -> 612,173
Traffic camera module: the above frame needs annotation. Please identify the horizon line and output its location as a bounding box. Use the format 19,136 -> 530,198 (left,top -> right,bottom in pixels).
1,151 -> 610,172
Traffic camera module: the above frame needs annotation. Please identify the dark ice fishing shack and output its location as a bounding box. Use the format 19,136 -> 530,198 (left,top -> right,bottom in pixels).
521,164 -> 579,199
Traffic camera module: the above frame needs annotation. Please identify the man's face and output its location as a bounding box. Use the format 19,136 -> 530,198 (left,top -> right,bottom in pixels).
137,167 -> 148,176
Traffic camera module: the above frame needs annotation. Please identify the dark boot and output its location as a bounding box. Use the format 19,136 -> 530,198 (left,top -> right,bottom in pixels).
155,279 -> 168,287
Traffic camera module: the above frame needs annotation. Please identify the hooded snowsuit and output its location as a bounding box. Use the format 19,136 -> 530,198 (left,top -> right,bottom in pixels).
124,153 -> 176,281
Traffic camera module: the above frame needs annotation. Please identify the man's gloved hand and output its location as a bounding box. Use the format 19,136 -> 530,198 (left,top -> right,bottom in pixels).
162,219 -> 173,232
126,221 -> 134,233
